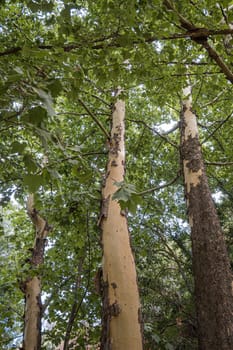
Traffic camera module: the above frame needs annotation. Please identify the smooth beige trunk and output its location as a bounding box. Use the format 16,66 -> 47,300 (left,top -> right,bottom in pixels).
100,100 -> 143,350
23,277 -> 42,350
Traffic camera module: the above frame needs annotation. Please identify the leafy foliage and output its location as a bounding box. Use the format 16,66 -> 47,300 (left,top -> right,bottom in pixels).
1,0 -> 233,348
112,181 -> 142,213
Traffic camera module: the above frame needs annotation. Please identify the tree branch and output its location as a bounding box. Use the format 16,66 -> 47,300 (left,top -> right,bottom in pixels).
78,98 -> 110,139
161,122 -> 179,135
63,258 -> 84,350
2,26 -> 233,57
201,111 -> 233,144
137,171 -> 181,196
200,40 -> 233,83
164,0 -> 233,84
127,118 -> 178,148
200,90 -> 226,107
63,210 -> 91,350
205,161 -> 233,166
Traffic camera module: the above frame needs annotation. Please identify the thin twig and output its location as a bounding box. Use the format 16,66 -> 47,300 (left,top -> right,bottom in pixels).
63,258 -> 84,350
161,122 -> 179,135
42,276 -> 74,313
200,90 -> 226,107
63,210 -> 91,350
80,90 -> 111,107
205,161 -> 233,166
193,74 -> 204,106
137,171 -> 181,196
201,111 -> 233,144
127,118 -> 178,148
78,98 -> 110,139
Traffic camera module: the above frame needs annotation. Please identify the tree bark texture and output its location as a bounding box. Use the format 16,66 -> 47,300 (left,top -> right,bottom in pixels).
21,194 -> 51,350
99,100 -> 143,350
22,277 -> 42,350
180,87 -> 233,350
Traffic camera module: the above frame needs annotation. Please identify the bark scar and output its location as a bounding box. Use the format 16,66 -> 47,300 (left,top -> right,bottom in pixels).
98,195 -> 110,226
109,301 -> 121,317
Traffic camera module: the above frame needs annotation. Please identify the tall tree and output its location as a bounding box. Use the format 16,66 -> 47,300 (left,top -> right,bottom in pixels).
180,86 -> 233,350
99,99 -> 143,349
2,1 -> 233,349
21,194 -> 51,350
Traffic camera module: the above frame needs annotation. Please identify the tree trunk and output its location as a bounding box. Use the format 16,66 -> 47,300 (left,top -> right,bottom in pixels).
21,194 -> 51,350
22,277 -> 42,350
180,86 -> 233,350
99,100 -> 143,350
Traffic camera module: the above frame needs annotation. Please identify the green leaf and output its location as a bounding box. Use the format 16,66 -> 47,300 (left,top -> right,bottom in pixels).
23,174 -> 44,192
112,182 -> 142,213
71,166 -> 93,183
7,73 -> 22,83
27,1 -> 40,12
27,0 -> 54,13
47,79 -> 63,98
23,154 -> 38,173
152,334 -> 161,344
47,167 -> 61,179
14,67 -> 24,75
41,0 -> 54,12
112,181 -> 137,202
11,141 -> 27,154
21,46 -> 48,59
27,106 -> 47,125
33,87 -> 55,116
34,127 -> 52,150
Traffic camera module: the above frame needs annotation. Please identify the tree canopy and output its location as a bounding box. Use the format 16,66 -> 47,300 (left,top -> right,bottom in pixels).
1,1 -> 233,349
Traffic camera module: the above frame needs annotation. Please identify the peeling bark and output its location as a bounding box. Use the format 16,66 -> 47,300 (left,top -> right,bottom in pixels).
180,89 -> 233,350
100,100 -> 143,350
21,194 -> 51,350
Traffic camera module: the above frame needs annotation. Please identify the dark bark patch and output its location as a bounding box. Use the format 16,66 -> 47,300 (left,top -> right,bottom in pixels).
111,282 -> 117,289
187,173 -> 233,349
109,301 -> 121,317
94,268 -> 103,295
180,103 -> 233,349
181,134 -> 202,170
110,124 -> 122,156
100,279 -> 111,350
182,104 -> 188,113
185,158 -> 201,172
102,171 -> 110,188
138,307 -> 144,346
98,195 -> 110,227
32,238 -> 46,265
